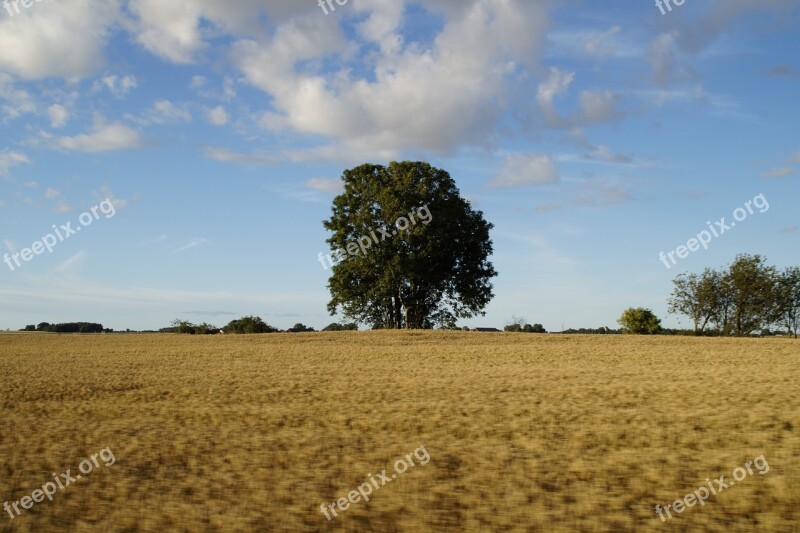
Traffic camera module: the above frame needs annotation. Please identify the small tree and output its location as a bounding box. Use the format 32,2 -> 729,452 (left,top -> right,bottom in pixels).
668,269 -> 719,333
618,307 -> 662,335
776,266 -> 800,338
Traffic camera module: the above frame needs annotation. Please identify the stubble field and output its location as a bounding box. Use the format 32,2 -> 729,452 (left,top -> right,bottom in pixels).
0,332 -> 798,532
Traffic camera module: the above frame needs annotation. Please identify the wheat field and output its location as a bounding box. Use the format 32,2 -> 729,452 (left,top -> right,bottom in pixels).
0,332 -> 797,532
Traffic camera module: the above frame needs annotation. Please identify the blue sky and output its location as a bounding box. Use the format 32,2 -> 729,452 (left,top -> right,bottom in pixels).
0,0 -> 798,331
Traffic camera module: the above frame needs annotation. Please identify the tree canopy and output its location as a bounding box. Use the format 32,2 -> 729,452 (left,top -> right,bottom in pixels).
618,307 -> 662,335
324,161 -> 497,329
668,254 -> 797,337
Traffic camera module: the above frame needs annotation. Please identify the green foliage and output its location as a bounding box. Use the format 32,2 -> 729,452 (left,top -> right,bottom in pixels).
322,322 -> 359,331
669,254 -> 790,337
776,266 -> 800,338
505,317 -> 546,333
668,269 -> 719,333
222,316 -> 278,334
169,319 -> 218,335
618,308 -> 662,335
324,161 -> 497,329
560,327 -> 619,334
33,322 -> 105,333
288,323 -> 316,332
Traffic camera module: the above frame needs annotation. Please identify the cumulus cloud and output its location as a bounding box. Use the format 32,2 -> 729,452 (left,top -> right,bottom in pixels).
0,0 -> 119,79
44,187 -> 72,213
92,74 -> 138,96
235,0 -> 549,156
490,153 -> 560,188
48,104 -> 69,128
0,73 -> 36,119
57,119 -> 143,152
0,150 -> 30,178
143,100 -> 192,124
206,106 -> 229,126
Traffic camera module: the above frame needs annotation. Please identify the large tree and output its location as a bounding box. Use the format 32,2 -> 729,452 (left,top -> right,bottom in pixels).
323,161 -> 497,329
725,254 -> 778,336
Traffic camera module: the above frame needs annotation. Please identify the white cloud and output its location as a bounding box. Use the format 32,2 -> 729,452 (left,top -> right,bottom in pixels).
306,178 -> 343,194
44,187 -> 72,213
647,32 -> 681,86
762,167 -> 794,178
579,90 -> 620,123
583,26 -> 621,58
235,0 -> 549,156
48,104 -> 69,128
190,75 -> 208,89
490,153 -> 560,188
127,0 -> 275,64
537,67 -> 575,127
92,186 -> 130,210
573,179 -> 630,207
204,147 -> 276,166
0,150 -> 30,178
57,119 -> 143,153
148,100 -> 192,124
92,74 -> 138,96
0,73 -> 36,119
207,106 -> 229,126
583,145 -> 633,165
56,251 -> 86,275
171,238 -> 208,255
0,0 -> 118,79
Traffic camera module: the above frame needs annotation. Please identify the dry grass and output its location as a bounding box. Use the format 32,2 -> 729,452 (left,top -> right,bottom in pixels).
0,332 -> 798,532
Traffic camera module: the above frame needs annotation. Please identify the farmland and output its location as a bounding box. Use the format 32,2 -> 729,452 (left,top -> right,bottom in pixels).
0,332 -> 798,532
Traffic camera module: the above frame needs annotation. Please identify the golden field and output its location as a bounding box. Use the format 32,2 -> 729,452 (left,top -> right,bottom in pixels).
0,332 -> 798,532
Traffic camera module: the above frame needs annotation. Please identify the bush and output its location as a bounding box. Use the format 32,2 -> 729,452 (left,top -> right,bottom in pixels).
618,308 -> 662,335
222,316 -> 279,334
322,322 -> 358,331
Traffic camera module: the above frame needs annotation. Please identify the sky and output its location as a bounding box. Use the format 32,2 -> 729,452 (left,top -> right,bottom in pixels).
0,0 -> 798,332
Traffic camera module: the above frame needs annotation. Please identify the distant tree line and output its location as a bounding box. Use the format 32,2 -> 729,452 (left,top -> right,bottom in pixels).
162,316 -> 359,335
21,322 -> 108,333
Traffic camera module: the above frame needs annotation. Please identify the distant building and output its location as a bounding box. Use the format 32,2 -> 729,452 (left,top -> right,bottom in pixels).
471,327 -> 501,332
